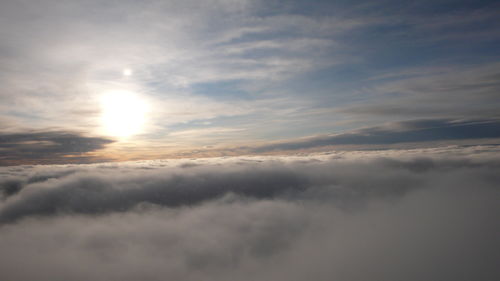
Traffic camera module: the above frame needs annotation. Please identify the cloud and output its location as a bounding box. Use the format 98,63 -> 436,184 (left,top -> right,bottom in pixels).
252,119 -> 500,152
0,0 -> 344,145
1,0 -> 498,148
340,62 -> 500,120
0,131 -> 114,166
0,148 -> 499,280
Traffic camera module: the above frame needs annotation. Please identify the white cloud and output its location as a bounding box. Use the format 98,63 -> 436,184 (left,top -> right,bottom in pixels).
0,148 -> 499,280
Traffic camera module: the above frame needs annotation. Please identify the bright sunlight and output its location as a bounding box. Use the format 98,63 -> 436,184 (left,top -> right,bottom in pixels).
100,90 -> 149,138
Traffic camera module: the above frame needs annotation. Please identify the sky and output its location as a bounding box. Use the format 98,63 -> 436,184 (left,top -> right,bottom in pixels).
1,1 -> 500,280
0,0 -> 499,164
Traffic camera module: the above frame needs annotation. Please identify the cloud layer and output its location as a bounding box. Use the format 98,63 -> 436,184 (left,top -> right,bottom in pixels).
0,131 -> 114,166
253,119 -> 500,152
1,148 -> 499,281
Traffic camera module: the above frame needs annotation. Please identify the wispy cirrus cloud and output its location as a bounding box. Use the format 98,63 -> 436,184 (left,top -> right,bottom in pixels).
251,119 -> 500,152
0,0 -> 499,162
0,0 -> 364,140
339,62 -> 500,120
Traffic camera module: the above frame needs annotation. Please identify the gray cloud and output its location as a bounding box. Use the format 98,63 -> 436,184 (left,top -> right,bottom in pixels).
341,62 -> 500,120
253,119 -> 500,152
0,149 -> 499,281
0,131 -> 114,166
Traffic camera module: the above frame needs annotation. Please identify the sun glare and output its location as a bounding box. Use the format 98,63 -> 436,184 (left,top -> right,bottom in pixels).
123,68 -> 133,76
100,91 -> 149,138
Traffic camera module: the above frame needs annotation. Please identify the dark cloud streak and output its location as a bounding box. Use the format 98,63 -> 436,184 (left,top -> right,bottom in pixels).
254,119 -> 500,152
0,131 -> 114,166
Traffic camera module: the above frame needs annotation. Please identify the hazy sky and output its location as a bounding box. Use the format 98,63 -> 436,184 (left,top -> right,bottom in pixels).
1,0 -> 500,164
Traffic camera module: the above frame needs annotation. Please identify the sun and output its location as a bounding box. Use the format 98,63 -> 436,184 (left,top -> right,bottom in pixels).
123,68 -> 133,76
100,90 -> 149,138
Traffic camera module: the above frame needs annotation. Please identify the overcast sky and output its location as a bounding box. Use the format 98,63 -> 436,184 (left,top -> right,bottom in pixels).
1,0 -> 499,164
